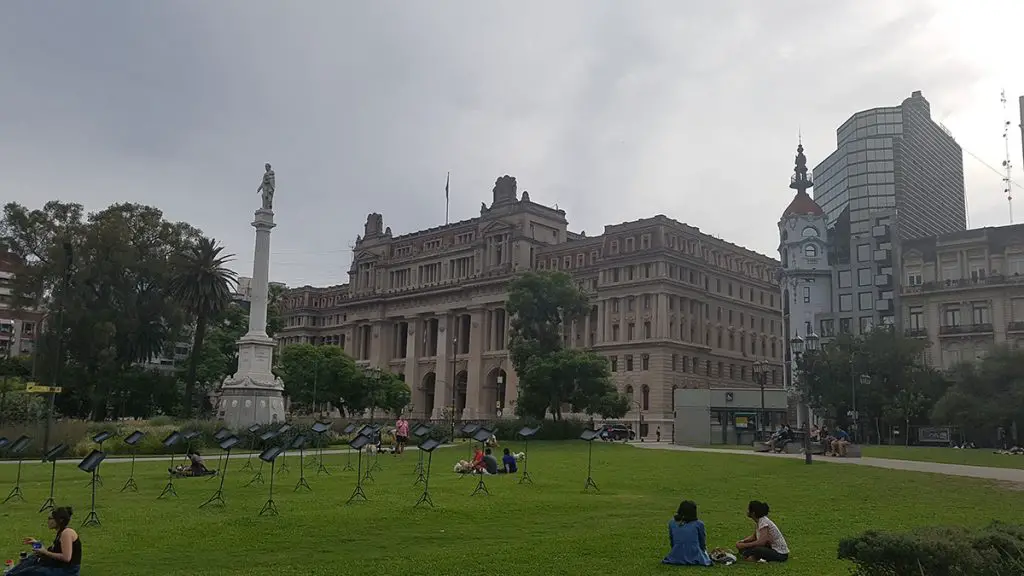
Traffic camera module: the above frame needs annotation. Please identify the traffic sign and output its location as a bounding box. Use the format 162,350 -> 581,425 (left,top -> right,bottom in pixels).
25,383 -> 63,394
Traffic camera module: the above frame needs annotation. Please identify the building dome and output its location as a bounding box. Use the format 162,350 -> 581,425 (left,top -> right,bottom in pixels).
782,192 -> 824,218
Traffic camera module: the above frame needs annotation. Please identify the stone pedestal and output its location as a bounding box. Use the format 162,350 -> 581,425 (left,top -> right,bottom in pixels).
217,207 -> 285,428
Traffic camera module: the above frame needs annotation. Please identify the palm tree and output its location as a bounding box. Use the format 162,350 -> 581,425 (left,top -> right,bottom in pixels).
168,236 -> 237,418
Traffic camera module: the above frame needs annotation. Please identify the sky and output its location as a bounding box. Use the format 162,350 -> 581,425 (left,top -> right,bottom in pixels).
1,0 -> 1023,288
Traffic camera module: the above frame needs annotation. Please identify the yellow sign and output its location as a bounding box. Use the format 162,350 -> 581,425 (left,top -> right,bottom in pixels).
25,384 -> 62,394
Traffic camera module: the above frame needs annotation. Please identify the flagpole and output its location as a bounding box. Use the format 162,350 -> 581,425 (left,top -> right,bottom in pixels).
445,171 -> 450,225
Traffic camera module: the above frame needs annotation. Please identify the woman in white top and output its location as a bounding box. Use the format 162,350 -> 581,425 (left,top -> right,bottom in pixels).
736,500 -> 789,563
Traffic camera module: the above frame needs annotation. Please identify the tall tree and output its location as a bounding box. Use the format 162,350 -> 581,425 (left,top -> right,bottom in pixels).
507,271 -> 628,420
932,348 -> 1024,445
2,201 -> 199,419
168,237 -> 237,418
276,343 -> 367,417
796,328 -> 948,441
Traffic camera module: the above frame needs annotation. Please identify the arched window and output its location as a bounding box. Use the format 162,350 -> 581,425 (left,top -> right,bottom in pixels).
641,385 -> 650,410
625,385 -> 634,397
804,244 -> 818,258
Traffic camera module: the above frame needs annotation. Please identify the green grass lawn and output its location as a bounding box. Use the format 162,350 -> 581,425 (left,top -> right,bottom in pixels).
0,442 -> 1021,575
861,445 -> 1024,469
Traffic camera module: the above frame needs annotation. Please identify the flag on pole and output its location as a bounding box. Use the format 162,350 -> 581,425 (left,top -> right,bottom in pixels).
445,171 -> 450,224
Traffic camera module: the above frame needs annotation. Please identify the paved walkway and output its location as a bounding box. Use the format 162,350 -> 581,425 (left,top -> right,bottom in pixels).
629,442 -> 1024,484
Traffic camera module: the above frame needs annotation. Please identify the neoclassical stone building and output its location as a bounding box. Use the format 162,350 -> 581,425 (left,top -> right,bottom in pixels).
278,176 -> 785,431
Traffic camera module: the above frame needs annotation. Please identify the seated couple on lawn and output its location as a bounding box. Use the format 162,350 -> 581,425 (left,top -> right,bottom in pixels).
454,448 -> 518,475
169,450 -> 215,478
663,500 -> 789,567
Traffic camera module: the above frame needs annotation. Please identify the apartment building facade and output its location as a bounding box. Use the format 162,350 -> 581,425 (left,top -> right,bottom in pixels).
0,246 -> 43,358
278,176 -> 785,430
900,224 -> 1024,370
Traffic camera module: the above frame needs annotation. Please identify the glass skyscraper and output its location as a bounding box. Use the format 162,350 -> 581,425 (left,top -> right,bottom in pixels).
813,91 -> 966,239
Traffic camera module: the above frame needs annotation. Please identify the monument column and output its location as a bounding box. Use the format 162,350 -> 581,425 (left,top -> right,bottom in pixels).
218,164 -> 286,427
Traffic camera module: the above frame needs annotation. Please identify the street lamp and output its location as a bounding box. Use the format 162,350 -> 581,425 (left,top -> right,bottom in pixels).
789,334 -> 812,464
853,373 -> 870,443
752,360 -> 770,439
632,400 -> 643,442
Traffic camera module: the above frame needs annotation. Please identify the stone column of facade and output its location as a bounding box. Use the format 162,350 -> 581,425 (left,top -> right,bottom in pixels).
431,314 -> 452,418
369,321 -> 388,367
343,325 -> 355,358
584,314 -> 591,347
463,308 -> 485,419
684,297 -> 692,343
404,318 -> 421,416
658,294 -> 669,338
218,207 -> 285,427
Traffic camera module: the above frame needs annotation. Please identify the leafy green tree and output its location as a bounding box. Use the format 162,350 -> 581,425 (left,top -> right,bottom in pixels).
194,303 -> 249,395
796,329 -> 948,441
364,370 -> 411,419
506,271 -> 628,420
2,201 -> 199,419
276,343 -> 367,416
266,282 -> 285,338
932,348 -> 1024,445
168,236 -> 238,417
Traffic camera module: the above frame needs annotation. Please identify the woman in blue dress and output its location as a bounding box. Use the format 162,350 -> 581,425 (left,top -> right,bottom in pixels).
663,500 -> 712,566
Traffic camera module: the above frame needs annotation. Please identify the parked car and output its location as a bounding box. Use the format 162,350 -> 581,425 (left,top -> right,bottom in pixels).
599,424 -> 636,441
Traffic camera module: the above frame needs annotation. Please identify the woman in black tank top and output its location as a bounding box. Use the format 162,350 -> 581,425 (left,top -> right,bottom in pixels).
12,506 -> 82,575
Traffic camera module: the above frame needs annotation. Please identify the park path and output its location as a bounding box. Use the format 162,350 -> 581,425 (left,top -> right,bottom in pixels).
629,442 -> 1024,484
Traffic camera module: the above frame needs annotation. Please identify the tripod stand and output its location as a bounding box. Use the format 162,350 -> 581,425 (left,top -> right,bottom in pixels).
346,449 -> 368,505
40,459 -> 59,512
240,432 -> 258,472
86,439 -> 106,489
315,444 -> 330,476
471,472 -> 490,496
158,453 -> 178,499
3,456 -> 26,503
413,450 -> 426,486
200,448 -> 233,508
519,438 -> 534,484
294,447 -> 311,492
414,451 -> 435,508
342,447 -> 355,472
583,439 -> 599,492
246,460 -> 265,487
82,468 -> 100,527
121,448 -> 139,493
258,460 -> 279,516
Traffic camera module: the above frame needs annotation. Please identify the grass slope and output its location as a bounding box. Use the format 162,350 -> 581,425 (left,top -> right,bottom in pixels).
0,442 -> 1020,575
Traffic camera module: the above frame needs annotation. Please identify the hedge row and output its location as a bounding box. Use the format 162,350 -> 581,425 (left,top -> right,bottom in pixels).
838,522 -> 1024,575
0,416 -> 592,459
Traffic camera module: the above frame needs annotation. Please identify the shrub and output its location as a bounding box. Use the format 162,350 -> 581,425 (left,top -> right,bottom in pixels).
837,521 -> 1024,575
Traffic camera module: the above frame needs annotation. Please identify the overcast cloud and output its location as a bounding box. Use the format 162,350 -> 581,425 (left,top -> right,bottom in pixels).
1,0 -> 1022,287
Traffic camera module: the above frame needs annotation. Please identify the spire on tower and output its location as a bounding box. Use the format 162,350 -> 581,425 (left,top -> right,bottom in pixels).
790,143 -> 813,195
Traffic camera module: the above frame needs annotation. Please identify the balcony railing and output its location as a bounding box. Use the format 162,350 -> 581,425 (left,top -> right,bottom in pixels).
902,274 -> 1024,295
904,327 -> 928,338
1008,321 -> 1024,333
939,323 -> 994,336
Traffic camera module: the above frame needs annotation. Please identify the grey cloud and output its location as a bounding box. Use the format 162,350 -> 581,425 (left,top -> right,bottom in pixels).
0,0 -> 1009,286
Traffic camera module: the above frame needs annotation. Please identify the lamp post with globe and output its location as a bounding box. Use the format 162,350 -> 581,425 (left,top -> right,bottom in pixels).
789,331 -> 819,465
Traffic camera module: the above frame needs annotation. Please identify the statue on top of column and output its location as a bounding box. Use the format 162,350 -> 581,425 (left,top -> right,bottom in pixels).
257,163 -> 276,210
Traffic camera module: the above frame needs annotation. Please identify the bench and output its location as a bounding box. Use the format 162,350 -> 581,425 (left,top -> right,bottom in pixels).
821,442 -> 862,459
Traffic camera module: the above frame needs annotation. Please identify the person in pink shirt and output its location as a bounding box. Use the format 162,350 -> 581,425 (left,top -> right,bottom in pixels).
395,416 -> 410,454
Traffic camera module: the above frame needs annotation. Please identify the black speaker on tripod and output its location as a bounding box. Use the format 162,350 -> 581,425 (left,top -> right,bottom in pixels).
246,428 -> 280,486
86,431 -> 113,488
158,431 -> 182,499
291,434 -> 311,492
275,424 -> 294,474
311,421 -> 331,476
517,425 -> 539,484
240,424 -> 262,472
3,435 -> 31,504
78,450 -> 106,527
257,445 -> 284,516
580,429 -> 601,492
200,435 -> 241,509
211,427 -> 233,479
411,424 -> 433,485
39,443 -> 69,513
341,424 -> 357,471
120,431 -> 145,493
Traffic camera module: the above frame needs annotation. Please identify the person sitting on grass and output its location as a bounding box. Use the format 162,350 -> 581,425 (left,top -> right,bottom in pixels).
501,448 -> 518,474
171,450 -> 212,477
482,448 -> 499,475
736,500 -> 789,563
662,500 -> 712,566
11,506 -> 82,575
471,447 -> 485,472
